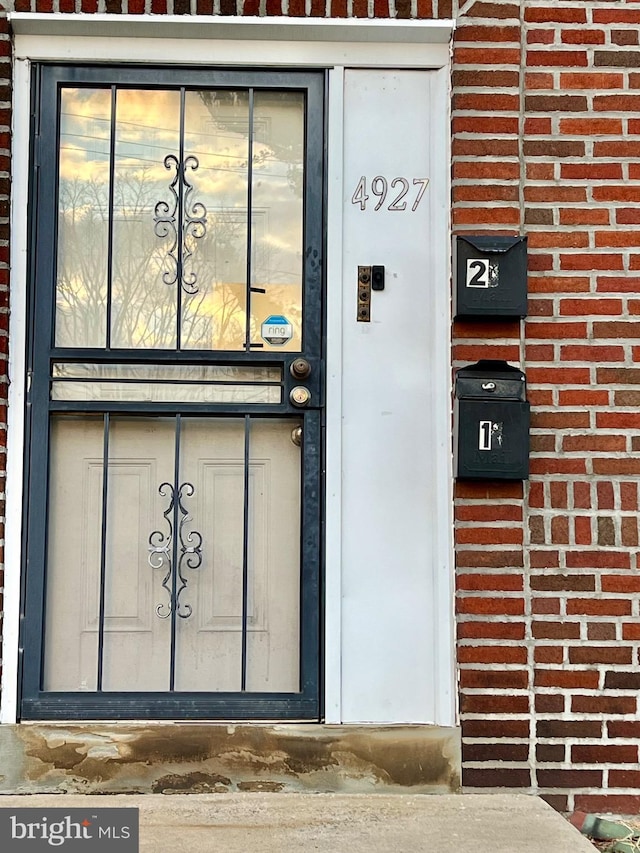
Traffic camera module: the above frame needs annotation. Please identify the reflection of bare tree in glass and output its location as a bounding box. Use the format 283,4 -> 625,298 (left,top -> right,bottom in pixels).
56,176 -> 110,348
57,168 -> 248,351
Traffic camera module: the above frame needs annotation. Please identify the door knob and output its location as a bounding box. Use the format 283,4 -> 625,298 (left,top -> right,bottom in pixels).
290,358 -> 311,379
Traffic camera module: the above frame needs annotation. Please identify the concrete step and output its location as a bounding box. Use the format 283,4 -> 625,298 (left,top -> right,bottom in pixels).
0,793 -> 596,852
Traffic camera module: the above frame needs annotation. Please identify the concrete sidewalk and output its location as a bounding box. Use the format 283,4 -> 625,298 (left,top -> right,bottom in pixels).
0,793 -> 596,852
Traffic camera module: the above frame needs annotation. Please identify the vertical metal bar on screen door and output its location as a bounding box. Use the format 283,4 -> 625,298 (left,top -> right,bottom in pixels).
105,87 -> 117,350
169,414 -> 182,691
244,89 -> 254,352
176,89 -> 186,351
240,415 -> 251,690
96,413 -> 110,690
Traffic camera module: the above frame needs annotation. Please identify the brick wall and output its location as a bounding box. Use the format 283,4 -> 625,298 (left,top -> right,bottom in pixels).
454,0 -> 640,814
1,0 -> 640,813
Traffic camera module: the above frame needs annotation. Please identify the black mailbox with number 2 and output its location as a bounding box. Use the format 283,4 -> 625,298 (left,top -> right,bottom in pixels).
455,235 -> 528,319
455,360 -> 530,480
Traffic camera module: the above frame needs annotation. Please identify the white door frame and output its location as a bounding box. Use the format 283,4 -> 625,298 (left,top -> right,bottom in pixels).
2,14 -> 455,725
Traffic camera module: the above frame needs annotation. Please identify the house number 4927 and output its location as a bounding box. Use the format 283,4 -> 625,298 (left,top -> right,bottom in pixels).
351,176 -> 430,212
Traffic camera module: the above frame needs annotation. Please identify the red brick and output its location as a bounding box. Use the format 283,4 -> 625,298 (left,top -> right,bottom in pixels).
529,275 -> 590,293
532,597 -> 560,614
560,254 -> 624,271
561,72 -> 624,89
456,596 -> 525,616
598,482 -> 615,509
559,389 -> 608,406
532,621 -> 580,639
575,795 -> 640,814
453,47 -> 521,66
456,24 -> 520,42
562,344 -> 624,362
563,435 -> 626,452
602,575 -> 640,593
531,411 -> 590,429
567,599 -> 632,617
572,746 -> 638,764
535,670 -> 599,689
575,517 -> 592,545
464,719 -> 530,739
621,483 -> 638,511
529,189 -> 590,207
538,770 -> 603,788
455,482 -> 523,500
561,163 -> 623,181
454,162 -> 520,181
562,118 -> 622,135
458,646 -> 528,664
454,344 -> 521,363
460,669 -> 528,689
594,95 -> 640,111
560,298 -> 622,315
463,768 -> 531,787
455,505 -> 523,523
457,621 -> 526,640
529,232 -> 588,250
588,622 -> 616,641
529,458 -> 587,475
454,207 -> 520,226
525,7 -> 586,23
527,50 -> 588,67
461,694 -> 530,714
464,743 -> 530,763
560,209 -> 611,226
527,31 -> 555,46
454,93 -> 520,112
528,366 -> 590,384
535,647 -> 564,664
608,722 -> 640,738
569,647 -> 633,666
456,572 -> 523,591
561,30 -> 606,46
572,696 -> 636,714
616,209 -> 640,225
623,623 -> 640,640
610,772 -> 640,788
456,526 -> 523,545
536,694 -> 564,713
525,321 -> 587,339
566,550 -> 630,570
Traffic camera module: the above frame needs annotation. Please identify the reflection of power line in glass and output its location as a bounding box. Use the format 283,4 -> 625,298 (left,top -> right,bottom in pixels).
61,133 -> 293,179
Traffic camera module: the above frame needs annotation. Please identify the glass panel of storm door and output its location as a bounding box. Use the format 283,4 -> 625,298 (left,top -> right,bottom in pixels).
175,417 -> 301,692
100,417 -> 175,691
44,415 -> 104,690
55,89 -> 111,349
181,91 -> 249,351
249,92 -> 304,353
111,90 -> 180,350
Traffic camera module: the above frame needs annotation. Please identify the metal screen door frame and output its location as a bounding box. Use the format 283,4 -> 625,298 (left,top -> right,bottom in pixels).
19,64 -> 325,721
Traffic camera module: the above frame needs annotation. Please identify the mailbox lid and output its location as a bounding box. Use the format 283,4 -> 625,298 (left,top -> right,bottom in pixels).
458,235 -> 526,255
455,359 -> 527,402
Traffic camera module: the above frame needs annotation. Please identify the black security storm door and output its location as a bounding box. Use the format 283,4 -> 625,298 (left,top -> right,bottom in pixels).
20,65 -> 324,720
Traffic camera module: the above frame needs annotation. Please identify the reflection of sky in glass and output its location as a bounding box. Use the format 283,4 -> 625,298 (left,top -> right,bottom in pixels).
55,86 -> 305,353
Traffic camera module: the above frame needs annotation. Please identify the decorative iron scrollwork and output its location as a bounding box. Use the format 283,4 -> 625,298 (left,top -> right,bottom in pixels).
153,155 -> 207,295
148,481 -> 203,619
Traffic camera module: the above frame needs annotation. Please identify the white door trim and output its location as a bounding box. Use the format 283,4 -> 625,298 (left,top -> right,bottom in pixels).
2,19 -> 454,725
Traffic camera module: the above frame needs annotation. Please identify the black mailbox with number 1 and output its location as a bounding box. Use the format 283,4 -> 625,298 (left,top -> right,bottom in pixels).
454,235 -> 528,319
455,360 -> 530,480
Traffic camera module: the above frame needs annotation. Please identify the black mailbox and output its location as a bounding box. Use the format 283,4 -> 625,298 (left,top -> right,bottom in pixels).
455,360 -> 530,480
454,235 -> 528,319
